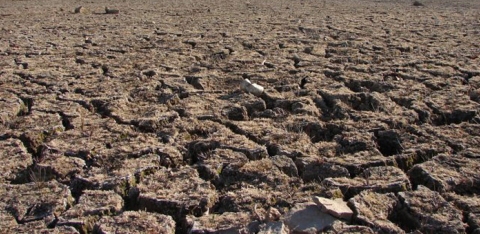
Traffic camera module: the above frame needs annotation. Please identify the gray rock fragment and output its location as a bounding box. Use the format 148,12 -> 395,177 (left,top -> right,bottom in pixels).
313,196 -> 353,220
283,202 -> 337,233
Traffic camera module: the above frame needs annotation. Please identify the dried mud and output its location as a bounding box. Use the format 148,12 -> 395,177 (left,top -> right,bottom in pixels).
1,0 -> 479,233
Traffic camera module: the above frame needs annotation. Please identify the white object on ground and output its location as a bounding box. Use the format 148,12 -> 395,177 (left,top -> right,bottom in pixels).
240,79 -> 264,96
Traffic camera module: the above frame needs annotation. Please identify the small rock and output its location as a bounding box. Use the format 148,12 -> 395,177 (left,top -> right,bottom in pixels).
283,202 -> 337,233
313,196 -> 353,220
185,75 -> 206,90
74,6 -> 87,14
142,70 -> 156,77
412,1 -> 424,7
105,7 -> 119,14
263,61 -> 275,68
299,77 -> 309,89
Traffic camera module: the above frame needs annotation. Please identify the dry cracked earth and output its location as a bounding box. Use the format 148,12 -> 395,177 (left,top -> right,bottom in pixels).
1,0 -> 480,233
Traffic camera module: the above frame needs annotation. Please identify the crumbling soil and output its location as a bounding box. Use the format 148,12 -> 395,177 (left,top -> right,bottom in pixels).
1,0 -> 479,233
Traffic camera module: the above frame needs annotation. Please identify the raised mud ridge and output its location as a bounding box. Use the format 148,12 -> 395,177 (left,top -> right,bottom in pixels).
1,0 -> 479,233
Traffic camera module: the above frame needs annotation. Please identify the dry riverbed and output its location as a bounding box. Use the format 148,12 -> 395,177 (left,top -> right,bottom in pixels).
1,0 -> 479,233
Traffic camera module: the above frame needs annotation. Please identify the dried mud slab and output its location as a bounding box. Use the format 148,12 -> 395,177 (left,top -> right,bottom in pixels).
397,186 -> 466,233
94,211 -> 175,234
323,220 -> 375,234
348,191 -> 404,233
187,212 -> 254,233
0,91 -> 25,125
8,111 -> 65,158
214,186 -> 283,214
323,166 -> 411,198
57,190 -> 123,233
409,155 -> 480,194
0,138 -> 32,183
193,148 -> 249,186
0,181 -> 74,228
444,193 -> 480,234
6,220 -> 79,234
131,166 -> 217,220
220,157 -> 299,189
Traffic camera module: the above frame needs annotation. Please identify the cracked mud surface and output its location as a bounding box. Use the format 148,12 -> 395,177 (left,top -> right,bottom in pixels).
1,0 -> 479,233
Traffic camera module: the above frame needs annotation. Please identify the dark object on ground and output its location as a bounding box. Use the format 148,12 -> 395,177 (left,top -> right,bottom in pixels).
300,77 -> 309,89
413,1 -> 424,6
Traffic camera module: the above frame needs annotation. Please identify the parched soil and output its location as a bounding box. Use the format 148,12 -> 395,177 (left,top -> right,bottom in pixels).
1,0 -> 479,233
